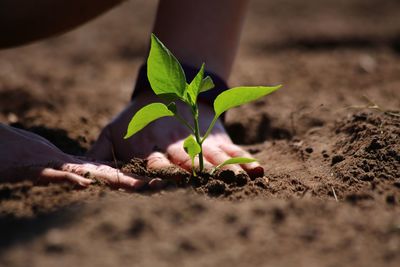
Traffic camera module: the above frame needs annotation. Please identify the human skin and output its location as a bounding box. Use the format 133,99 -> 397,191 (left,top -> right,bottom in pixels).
0,0 -> 263,186
88,91 -> 263,176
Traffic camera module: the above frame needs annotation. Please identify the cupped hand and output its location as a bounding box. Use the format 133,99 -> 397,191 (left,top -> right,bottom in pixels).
0,123 -> 162,189
88,92 -> 264,177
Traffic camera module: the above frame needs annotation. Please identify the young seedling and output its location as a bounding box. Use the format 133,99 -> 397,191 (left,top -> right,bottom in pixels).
125,34 -> 281,176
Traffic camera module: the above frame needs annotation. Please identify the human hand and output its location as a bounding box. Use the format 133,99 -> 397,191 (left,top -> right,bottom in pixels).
88,92 -> 264,177
0,123 -> 162,189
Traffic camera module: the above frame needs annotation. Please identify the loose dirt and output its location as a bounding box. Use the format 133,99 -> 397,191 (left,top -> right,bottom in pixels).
1,0 -> 399,266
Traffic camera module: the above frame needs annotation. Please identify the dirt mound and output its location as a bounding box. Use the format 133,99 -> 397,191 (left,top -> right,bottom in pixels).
333,112 -> 399,183
122,159 -> 269,199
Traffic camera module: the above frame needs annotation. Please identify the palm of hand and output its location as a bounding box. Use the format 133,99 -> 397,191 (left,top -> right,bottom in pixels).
88,93 -> 263,176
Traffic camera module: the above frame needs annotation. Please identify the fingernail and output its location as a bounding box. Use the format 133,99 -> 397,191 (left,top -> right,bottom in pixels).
79,180 -> 92,187
149,178 -> 165,190
244,162 -> 260,169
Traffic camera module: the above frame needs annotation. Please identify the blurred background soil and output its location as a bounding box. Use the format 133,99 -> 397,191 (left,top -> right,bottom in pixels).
0,0 -> 399,266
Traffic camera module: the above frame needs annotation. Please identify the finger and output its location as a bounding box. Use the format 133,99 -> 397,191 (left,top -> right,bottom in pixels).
62,163 -> 146,190
87,125 -> 113,161
38,168 -> 92,187
166,142 -> 192,171
166,142 -> 213,172
202,144 -> 243,174
146,152 -> 173,170
219,143 -> 264,177
147,152 -> 187,182
85,164 -> 148,190
196,157 -> 214,171
219,143 -> 259,168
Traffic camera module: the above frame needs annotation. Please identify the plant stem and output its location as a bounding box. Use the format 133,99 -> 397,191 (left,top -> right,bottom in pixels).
193,105 -> 204,172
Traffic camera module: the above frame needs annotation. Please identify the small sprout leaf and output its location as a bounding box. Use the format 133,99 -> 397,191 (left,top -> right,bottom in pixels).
214,85 -> 281,117
213,157 -> 257,173
124,103 -> 174,139
183,135 -> 201,159
187,63 -> 205,104
183,135 -> 201,175
199,76 -> 215,93
147,34 -> 186,98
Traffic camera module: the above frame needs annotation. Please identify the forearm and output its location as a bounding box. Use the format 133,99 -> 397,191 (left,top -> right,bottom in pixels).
0,0 -> 126,48
153,0 -> 249,80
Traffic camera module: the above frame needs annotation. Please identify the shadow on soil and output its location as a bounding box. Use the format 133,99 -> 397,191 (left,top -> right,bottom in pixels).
0,89 -> 54,116
256,34 -> 400,54
0,205 -> 80,253
225,114 -> 292,145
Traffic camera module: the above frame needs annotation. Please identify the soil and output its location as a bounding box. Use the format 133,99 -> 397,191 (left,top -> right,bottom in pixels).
1,0 -> 400,266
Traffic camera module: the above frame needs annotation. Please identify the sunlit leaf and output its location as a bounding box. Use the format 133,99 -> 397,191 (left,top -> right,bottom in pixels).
199,76 -> 215,93
186,63 -> 205,104
147,34 -> 186,99
124,103 -> 174,139
214,85 -> 281,117
183,135 -> 201,161
183,135 -> 201,176
213,157 -> 257,172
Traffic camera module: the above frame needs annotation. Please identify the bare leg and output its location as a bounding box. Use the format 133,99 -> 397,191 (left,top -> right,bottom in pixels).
153,0 -> 249,79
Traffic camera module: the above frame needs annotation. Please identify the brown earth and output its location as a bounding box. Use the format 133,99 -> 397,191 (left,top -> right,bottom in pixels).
0,0 -> 400,266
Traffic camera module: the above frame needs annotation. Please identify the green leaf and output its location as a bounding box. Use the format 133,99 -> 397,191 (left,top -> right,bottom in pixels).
183,135 -> 201,159
187,63 -> 205,104
183,135 -> 201,168
213,157 -> 257,173
124,103 -> 174,139
199,76 -> 215,93
214,85 -> 281,117
156,93 -> 181,102
147,34 -> 186,99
